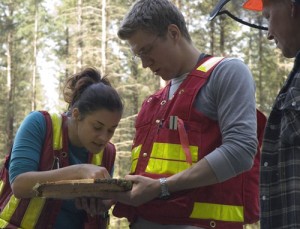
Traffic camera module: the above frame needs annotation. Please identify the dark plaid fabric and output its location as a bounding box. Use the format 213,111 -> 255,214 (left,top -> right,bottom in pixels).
260,51 -> 300,229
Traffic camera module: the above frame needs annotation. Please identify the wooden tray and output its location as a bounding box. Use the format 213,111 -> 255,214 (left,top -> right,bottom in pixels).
33,178 -> 132,199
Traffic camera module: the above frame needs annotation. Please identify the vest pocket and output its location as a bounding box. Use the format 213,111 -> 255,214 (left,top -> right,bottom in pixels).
276,87 -> 300,145
146,127 -> 199,175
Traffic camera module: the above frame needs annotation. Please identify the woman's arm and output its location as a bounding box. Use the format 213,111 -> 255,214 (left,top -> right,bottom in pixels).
12,164 -> 111,198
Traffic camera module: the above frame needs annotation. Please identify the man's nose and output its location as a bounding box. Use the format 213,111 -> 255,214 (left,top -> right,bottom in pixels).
141,56 -> 154,69
267,32 -> 274,40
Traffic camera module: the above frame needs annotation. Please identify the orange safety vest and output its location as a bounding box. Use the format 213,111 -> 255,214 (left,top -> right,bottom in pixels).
113,56 -> 267,229
0,111 -> 115,229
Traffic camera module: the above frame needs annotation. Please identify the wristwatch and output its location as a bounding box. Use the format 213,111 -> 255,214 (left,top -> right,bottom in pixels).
159,177 -> 171,199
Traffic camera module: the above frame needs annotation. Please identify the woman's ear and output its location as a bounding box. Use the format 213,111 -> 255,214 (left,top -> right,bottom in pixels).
72,108 -> 81,121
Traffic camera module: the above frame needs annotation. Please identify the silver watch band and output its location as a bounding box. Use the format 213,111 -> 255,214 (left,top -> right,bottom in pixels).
159,177 -> 170,199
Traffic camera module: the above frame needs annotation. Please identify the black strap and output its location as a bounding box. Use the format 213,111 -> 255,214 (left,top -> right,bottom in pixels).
217,10 -> 268,31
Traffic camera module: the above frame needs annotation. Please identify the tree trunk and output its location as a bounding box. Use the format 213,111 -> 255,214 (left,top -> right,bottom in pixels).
101,0 -> 107,75
76,0 -> 83,70
32,0 -> 39,111
6,12 -> 14,151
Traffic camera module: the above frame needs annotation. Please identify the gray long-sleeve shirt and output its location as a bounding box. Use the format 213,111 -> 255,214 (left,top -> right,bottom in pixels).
170,57 -> 258,182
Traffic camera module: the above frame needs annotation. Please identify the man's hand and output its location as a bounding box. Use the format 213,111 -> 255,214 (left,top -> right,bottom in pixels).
98,175 -> 161,207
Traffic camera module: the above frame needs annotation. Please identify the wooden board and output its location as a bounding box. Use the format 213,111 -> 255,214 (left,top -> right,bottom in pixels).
33,178 -> 132,199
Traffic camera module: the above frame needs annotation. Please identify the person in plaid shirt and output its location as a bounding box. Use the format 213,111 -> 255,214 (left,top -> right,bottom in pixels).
210,0 -> 300,228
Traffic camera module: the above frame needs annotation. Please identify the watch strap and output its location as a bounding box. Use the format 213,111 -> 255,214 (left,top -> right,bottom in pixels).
159,177 -> 170,199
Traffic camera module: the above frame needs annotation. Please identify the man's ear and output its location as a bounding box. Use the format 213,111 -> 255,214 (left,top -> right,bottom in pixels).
291,1 -> 300,17
167,24 -> 180,41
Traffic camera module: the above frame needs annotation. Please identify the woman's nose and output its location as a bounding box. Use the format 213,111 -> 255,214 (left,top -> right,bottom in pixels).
97,131 -> 110,142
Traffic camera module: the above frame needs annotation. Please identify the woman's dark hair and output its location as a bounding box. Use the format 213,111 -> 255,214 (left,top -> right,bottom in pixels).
63,67 -> 123,117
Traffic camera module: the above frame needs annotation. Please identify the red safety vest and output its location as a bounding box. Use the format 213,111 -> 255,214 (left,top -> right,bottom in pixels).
0,111 -> 115,229
113,56 -> 267,229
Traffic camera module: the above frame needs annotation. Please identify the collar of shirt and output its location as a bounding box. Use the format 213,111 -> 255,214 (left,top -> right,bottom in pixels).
169,73 -> 189,100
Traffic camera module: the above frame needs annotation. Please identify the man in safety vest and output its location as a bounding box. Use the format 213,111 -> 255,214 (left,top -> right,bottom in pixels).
100,0 -> 266,228
210,0 -> 300,228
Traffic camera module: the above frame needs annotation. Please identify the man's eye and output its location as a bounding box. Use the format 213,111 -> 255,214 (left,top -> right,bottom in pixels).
143,47 -> 152,55
137,50 -> 146,57
139,47 -> 151,56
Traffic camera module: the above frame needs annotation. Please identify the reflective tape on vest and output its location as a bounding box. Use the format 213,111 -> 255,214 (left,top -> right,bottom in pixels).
190,202 -> 244,222
0,219 -> 9,228
20,198 -> 46,228
51,113 -> 63,150
130,145 -> 142,173
91,150 -> 104,165
0,195 -> 20,225
0,180 -> 4,196
131,143 -> 198,174
0,192 -> 46,229
197,57 -> 224,73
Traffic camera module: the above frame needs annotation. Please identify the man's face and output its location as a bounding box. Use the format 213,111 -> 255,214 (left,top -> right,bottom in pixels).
263,0 -> 300,58
127,28 -> 184,81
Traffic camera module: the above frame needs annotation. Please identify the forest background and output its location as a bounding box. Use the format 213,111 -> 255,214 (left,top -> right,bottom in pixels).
0,0 -> 293,228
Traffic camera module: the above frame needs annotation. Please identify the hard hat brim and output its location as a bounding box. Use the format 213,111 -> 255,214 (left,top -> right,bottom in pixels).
209,0 -> 231,21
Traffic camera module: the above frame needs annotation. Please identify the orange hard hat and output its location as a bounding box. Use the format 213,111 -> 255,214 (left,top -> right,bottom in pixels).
243,0 -> 263,11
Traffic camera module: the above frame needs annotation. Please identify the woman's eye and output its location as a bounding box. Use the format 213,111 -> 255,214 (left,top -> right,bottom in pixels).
94,126 -> 102,130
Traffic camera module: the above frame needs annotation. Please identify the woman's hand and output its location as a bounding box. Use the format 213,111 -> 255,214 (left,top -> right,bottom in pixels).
76,164 -> 111,180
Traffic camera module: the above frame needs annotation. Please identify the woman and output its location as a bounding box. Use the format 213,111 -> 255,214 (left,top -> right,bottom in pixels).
0,67 -> 123,229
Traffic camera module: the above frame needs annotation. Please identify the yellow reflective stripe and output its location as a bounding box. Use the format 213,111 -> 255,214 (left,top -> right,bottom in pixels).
0,194 -> 47,229
0,180 -> 4,196
151,143 -> 198,161
20,198 -> 46,228
197,57 -> 224,73
190,202 -> 244,222
0,218 -> 9,228
146,158 -> 194,174
50,113 -> 62,150
145,142 -> 198,174
0,181 -> 12,228
91,150 -> 104,165
0,219 -> 21,229
0,195 -> 20,222
130,145 -> 142,173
